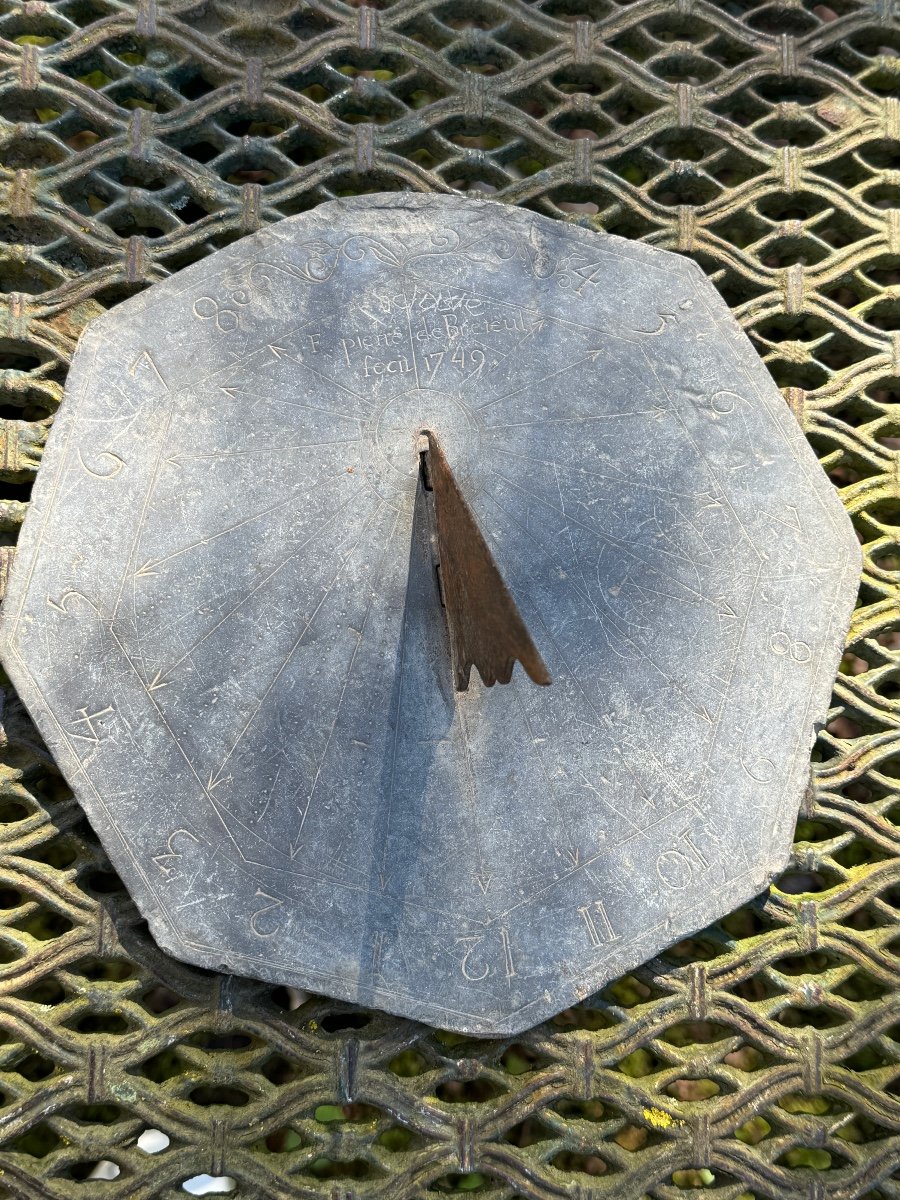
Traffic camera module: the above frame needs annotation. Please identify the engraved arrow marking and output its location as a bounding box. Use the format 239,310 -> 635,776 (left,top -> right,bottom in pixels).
210,503 -> 384,822
289,505 -> 397,861
491,406 -> 668,428
133,492 -> 302,579
456,701 -> 496,909
258,340 -> 376,410
766,505 -> 802,533
216,385 -> 366,422
162,489 -> 365,676
422,432 -> 550,690
267,343 -> 302,363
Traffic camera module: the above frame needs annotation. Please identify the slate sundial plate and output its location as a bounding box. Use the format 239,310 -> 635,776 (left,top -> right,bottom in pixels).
0,194 -> 859,1034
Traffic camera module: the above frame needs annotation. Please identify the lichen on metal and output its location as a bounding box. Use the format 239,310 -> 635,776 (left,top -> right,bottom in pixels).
0,0 -> 897,1197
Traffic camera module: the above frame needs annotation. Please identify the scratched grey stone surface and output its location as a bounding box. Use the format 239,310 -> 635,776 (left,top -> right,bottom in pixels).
0,194 -> 860,1035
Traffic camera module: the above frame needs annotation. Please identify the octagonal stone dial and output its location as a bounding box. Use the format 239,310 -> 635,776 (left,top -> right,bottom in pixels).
0,195 -> 859,1034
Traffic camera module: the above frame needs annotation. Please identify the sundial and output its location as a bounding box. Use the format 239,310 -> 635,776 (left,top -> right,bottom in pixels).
0,194 -> 859,1035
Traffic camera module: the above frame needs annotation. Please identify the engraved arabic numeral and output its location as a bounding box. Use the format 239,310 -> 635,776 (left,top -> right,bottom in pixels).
456,929 -> 519,982
371,930 -> 385,978
249,889 -> 284,939
47,590 -> 97,615
656,829 -> 709,890
129,349 -> 167,388
192,288 -> 251,333
770,631 -> 811,663
77,449 -> 125,479
561,257 -> 604,294
422,349 -> 444,384
710,389 -> 742,414
741,755 -> 776,784
456,936 -> 489,982
68,705 -> 114,744
152,829 -> 200,876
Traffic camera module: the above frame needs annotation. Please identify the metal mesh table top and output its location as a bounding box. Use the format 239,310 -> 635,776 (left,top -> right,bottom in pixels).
0,0 -> 897,1197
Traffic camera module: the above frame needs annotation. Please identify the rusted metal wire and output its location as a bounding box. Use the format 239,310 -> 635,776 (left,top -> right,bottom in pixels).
0,0 -> 897,1196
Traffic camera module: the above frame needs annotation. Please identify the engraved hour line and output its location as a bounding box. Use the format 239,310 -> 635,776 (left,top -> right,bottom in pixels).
111,406 -> 173,624
162,489 -> 368,676
207,500 -> 386,795
132,488 -> 320,579
488,407 -> 669,428
487,474 -> 715,725
267,342 -> 378,411
457,702 -> 494,902
474,352 -> 607,412
490,444 -> 720,506
219,387 -> 368,424
164,437 -> 359,468
697,559 -> 764,778
379,507 -> 413,892
290,505 -> 400,860
175,892 -> 233,913
639,348 -> 766,566
554,456 -> 608,647
510,678 -> 581,868
575,770 -> 643,837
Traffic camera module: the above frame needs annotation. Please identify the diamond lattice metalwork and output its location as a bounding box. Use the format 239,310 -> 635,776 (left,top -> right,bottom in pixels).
0,0 -> 897,1197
